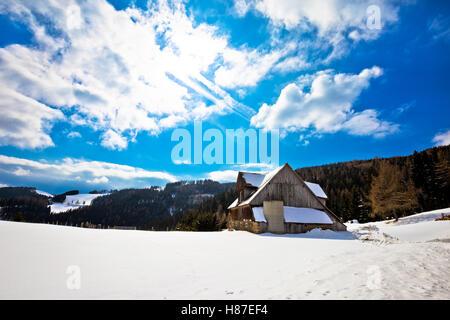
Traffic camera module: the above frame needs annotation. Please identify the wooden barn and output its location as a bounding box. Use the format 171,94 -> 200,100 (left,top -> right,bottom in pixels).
227,163 -> 346,234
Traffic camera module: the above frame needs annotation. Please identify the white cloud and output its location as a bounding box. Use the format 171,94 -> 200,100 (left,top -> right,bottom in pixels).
100,130 -> 128,151
207,170 -> 239,182
0,0 -> 257,149
0,0 -> 409,151
233,0 -> 251,17
0,155 -> 178,187
251,66 -> 398,139
207,163 -> 275,182
235,0 -> 400,62
433,130 -> 450,146
273,55 -> 311,73
87,176 -> 109,184
252,0 -> 399,33
173,159 -> 191,165
13,167 -> 31,176
214,47 -> 284,89
342,109 -> 399,138
232,162 -> 276,171
67,131 -> 81,139
0,87 -> 64,149
299,135 -> 310,147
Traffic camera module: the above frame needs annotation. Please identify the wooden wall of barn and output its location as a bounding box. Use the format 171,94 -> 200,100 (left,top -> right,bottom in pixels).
284,223 -> 345,233
229,219 -> 267,233
230,206 -> 254,220
228,220 -> 343,234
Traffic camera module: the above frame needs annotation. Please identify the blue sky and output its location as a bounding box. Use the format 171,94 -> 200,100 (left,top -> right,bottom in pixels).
0,0 -> 449,193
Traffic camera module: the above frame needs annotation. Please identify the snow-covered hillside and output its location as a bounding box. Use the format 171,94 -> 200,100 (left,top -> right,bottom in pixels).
0,208 -> 448,299
347,207 -> 450,242
35,189 -> 53,198
50,193 -> 108,214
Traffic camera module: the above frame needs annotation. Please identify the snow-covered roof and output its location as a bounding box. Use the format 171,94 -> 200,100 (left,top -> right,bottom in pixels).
283,206 -> 333,224
304,182 -> 327,199
241,172 -> 266,187
250,206 -> 333,224
252,207 -> 267,222
227,198 -> 239,209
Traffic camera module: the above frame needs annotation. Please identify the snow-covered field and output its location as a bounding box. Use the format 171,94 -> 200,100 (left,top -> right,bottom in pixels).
0,208 -> 449,299
347,207 -> 450,242
50,193 -> 108,214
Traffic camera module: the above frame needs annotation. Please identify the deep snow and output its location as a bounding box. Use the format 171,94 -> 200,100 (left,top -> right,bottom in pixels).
0,208 -> 448,299
347,207 -> 450,242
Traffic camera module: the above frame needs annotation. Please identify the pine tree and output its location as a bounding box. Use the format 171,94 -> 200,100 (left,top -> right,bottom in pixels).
368,161 -> 419,221
433,156 -> 450,206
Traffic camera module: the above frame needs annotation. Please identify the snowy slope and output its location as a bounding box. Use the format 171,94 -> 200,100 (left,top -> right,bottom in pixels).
0,208 -> 449,299
346,207 -> 450,242
50,193 -> 108,214
35,190 -> 53,197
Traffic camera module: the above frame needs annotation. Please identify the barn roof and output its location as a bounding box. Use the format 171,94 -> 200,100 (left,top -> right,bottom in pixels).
227,198 -> 239,209
251,206 -> 333,224
304,182 -> 328,199
283,206 -> 333,224
252,207 -> 266,222
241,172 -> 266,187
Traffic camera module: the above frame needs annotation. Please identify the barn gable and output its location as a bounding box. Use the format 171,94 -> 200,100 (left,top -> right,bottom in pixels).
240,164 -> 325,209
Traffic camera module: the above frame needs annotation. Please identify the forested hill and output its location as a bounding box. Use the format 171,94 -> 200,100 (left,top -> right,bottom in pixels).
296,145 -> 450,222
0,180 -> 234,229
0,146 -> 448,229
175,145 -> 449,230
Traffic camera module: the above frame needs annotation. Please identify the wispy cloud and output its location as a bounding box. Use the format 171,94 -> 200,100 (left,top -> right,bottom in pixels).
428,14 -> 450,42
0,155 -> 178,188
12,167 -> 31,176
234,0 -> 400,62
67,131 -> 81,139
433,130 -> 450,146
392,100 -> 416,117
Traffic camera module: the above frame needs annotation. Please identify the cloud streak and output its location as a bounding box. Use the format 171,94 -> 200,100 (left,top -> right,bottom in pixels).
0,155 -> 178,188
433,130 -> 450,146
